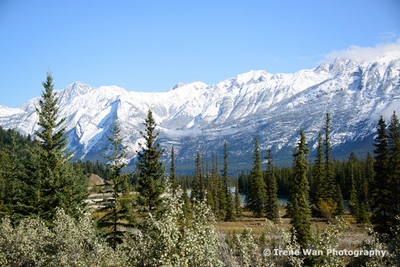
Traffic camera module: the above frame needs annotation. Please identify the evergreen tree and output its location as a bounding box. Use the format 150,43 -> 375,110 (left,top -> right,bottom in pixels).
358,158 -> 370,224
21,72 -> 88,225
364,152 -> 375,207
213,154 -> 227,219
349,171 -> 359,221
264,149 -> 279,221
322,114 -> 336,200
318,113 -> 343,216
191,151 -> 205,201
234,179 -> 242,218
0,131 -> 23,221
371,116 -> 391,234
136,110 -> 165,214
288,129 -> 311,247
97,121 -> 134,249
222,141 -> 235,221
169,146 -> 179,196
387,111 -> 400,227
311,132 -> 324,217
245,137 -> 267,217
334,181 -> 345,216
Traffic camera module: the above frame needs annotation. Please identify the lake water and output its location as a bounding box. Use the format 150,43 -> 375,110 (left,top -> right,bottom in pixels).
186,188 -> 288,206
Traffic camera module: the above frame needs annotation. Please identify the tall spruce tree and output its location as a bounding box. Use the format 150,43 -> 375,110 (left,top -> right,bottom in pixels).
170,146 -> 179,196
311,132 -> 324,217
222,141 -> 235,221
387,111 -> 400,228
191,151 -> 206,202
264,149 -> 279,221
349,171 -> 359,220
213,154 -> 227,219
234,179 -> 242,218
245,137 -> 267,217
97,121 -> 133,249
136,110 -> 165,214
288,129 -> 311,247
22,72 -> 88,225
371,116 -> 391,234
323,114 -> 336,199
322,113 -> 343,216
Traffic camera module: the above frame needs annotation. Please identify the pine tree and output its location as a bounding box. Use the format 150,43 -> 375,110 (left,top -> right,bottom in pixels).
213,154 -> 227,219
311,132 -> 324,217
371,116 -> 391,234
317,113 -> 343,217
222,141 -> 235,221
234,179 -> 242,218
136,110 -> 165,214
387,111 -> 400,227
264,149 -> 279,221
322,114 -> 336,200
21,72 -> 88,225
0,131 -> 23,221
349,171 -> 359,221
97,121 -> 134,249
170,146 -> 179,197
288,129 -> 311,247
245,137 -> 267,217
191,151 -> 205,202
358,156 -> 370,223
365,152 -> 375,205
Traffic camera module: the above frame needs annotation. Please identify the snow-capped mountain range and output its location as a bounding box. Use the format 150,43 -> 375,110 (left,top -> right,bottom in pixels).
1,51 -> 400,172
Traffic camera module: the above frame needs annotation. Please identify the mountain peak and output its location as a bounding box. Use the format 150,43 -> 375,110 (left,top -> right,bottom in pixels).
170,81 -> 208,91
235,70 -> 270,84
57,82 -> 94,103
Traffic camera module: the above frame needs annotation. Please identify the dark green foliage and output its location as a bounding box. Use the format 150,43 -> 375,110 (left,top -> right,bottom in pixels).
97,121 -> 134,249
136,110 -> 165,214
347,152 -> 370,223
334,183 -> 344,215
311,133 -> 324,217
364,152 -> 375,206
0,131 -> 25,221
387,111 -> 400,227
264,149 -> 279,221
191,151 -> 205,202
371,112 -> 400,235
349,172 -> 359,220
17,72 -> 88,225
288,129 -> 311,247
169,146 -> 179,196
222,142 -> 235,221
323,113 -> 336,200
371,116 -> 391,234
245,137 -> 267,217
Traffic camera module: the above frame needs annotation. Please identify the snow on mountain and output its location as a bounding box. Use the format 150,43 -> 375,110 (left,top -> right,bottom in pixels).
1,52 -> 399,172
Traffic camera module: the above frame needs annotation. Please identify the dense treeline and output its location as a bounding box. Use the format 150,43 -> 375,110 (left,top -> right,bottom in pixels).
238,152 -> 375,201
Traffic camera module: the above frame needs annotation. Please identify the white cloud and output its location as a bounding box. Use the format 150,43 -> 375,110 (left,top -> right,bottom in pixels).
325,39 -> 400,62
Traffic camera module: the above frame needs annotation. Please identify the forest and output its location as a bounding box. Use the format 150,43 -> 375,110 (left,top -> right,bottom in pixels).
0,73 -> 399,266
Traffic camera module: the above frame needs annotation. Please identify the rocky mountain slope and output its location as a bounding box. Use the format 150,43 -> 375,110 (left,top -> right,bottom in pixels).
1,51 -> 399,173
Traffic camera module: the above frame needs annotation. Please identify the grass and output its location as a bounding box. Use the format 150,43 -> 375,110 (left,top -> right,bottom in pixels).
216,208 -> 370,249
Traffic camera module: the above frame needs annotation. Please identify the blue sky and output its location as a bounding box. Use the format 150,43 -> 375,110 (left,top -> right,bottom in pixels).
0,0 -> 399,108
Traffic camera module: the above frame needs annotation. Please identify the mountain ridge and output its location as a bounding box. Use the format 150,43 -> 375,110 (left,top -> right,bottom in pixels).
1,52 -> 399,173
